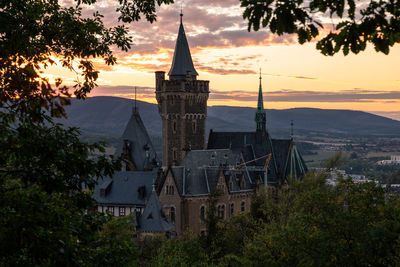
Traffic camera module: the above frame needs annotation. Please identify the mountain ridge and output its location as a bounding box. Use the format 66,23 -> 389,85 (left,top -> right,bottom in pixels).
57,96 -> 400,139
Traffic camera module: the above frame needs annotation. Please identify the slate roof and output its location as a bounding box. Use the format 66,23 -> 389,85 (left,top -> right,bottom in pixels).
207,130 -> 307,184
93,170 -> 157,206
168,14 -> 198,80
115,108 -> 160,171
138,189 -> 175,232
160,149 -> 255,196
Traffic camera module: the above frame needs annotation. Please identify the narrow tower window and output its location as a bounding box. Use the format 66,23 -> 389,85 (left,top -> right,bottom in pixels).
241,201 -> 246,212
200,206 -> 205,220
192,120 -> 197,133
173,121 -> 177,133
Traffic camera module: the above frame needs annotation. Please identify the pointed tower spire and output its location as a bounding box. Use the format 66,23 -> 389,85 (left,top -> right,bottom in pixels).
168,11 -> 198,80
255,69 -> 267,132
257,69 -> 264,110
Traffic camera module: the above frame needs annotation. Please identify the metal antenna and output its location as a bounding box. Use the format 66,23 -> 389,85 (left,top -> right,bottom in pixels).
180,1 -> 183,23
290,120 -> 294,140
134,86 -> 137,111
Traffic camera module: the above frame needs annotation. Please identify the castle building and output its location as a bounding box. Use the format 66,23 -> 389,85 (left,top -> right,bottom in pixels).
155,12 -> 209,167
93,106 -> 175,238
155,13 -> 307,236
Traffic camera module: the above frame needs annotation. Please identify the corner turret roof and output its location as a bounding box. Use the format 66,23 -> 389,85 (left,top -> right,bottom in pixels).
138,190 -> 175,232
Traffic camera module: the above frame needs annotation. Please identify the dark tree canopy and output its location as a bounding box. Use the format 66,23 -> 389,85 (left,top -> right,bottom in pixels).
240,0 -> 400,56
0,0 -> 173,121
0,0 -> 172,265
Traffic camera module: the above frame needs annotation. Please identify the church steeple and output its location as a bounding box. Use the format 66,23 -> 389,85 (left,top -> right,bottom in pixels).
168,11 -> 198,80
255,70 -> 266,132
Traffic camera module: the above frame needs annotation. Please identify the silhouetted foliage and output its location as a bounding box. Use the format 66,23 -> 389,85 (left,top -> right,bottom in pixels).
145,170 -> 400,266
240,0 -> 400,56
0,0 -> 172,265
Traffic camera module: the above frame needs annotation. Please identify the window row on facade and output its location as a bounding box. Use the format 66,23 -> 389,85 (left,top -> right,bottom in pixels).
200,200 -> 247,221
96,205 -> 142,217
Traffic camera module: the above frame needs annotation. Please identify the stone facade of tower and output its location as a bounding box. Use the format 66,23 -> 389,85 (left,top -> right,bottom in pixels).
155,72 -> 209,166
155,14 -> 209,167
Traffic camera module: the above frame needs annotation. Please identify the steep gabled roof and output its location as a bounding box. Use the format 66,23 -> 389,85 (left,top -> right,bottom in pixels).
168,13 -> 198,80
166,149 -> 255,196
115,108 -> 160,171
283,142 -> 308,181
138,189 -> 175,232
207,131 -> 307,183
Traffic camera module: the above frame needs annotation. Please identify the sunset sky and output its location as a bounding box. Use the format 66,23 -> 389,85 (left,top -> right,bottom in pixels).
52,0 -> 400,120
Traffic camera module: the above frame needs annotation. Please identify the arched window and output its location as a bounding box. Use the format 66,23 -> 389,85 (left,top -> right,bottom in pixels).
200,206 -> 205,219
170,207 -> 175,223
240,177 -> 245,189
170,185 -> 174,195
217,205 -> 225,219
241,201 -> 246,212
230,203 -> 234,217
166,185 -> 169,195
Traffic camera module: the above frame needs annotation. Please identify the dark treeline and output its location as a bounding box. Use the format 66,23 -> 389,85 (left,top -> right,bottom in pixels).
137,171 -> 400,266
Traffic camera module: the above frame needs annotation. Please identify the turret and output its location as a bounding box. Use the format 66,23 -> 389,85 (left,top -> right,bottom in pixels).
155,12 -> 209,167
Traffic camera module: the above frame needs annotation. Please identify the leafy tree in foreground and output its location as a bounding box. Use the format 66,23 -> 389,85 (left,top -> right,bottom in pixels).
241,172 -> 400,266
0,0 -> 172,265
240,0 -> 400,56
0,0 -> 172,121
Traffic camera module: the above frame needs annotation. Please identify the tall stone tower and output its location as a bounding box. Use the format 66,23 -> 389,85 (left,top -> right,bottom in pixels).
155,12 -> 209,167
255,70 -> 267,132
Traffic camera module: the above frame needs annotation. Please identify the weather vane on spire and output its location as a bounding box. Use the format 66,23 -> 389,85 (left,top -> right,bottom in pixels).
180,1 -> 183,23
259,68 -> 262,80
134,86 -> 137,111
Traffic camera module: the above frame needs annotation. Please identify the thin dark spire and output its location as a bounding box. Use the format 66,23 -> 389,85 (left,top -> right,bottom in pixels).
134,86 -> 137,111
255,70 -> 267,132
257,68 -> 264,110
180,2 -> 183,24
290,120 -> 294,140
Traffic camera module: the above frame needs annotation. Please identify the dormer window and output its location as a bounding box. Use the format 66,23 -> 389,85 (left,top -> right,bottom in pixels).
240,176 -> 245,189
229,176 -> 233,192
166,185 -> 174,195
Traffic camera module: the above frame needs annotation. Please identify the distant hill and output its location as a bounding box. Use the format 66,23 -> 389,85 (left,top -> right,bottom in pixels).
58,96 -> 400,139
